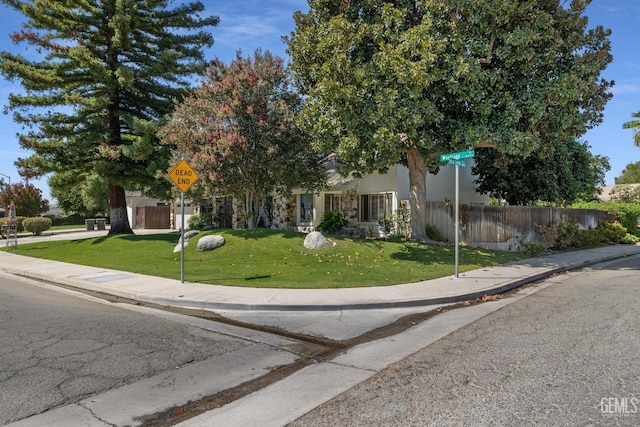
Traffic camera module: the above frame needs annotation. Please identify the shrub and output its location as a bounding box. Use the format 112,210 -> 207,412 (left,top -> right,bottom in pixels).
188,214 -> 203,230
537,219 -> 636,250
572,202 -> 640,237
538,219 -> 582,250
51,214 -> 85,226
188,212 -> 215,231
378,206 -> 410,238
317,210 -> 348,234
595,221 -> 627,243
425,224 -> 444,242
620,233 -> 640,244
23,217 -> 53,235
0,216 -> 25,236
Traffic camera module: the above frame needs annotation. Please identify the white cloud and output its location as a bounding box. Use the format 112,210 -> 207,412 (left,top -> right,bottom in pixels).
612,83 -> 640,96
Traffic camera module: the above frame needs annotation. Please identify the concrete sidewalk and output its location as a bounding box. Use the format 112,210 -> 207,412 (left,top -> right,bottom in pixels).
1,229 -> 639,312
3,230 -> 639,427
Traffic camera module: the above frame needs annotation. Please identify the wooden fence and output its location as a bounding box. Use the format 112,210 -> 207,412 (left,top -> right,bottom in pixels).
425,202 -> 613,251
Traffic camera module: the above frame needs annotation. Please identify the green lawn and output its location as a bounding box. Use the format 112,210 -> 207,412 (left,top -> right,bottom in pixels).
13,228 -> 524,289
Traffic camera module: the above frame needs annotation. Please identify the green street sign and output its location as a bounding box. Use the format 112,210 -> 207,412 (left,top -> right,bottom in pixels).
448,159 -> 466,167
439,149 -> 475,162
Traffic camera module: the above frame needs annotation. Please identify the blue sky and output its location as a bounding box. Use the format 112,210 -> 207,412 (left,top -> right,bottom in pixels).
0,0 -> 638,203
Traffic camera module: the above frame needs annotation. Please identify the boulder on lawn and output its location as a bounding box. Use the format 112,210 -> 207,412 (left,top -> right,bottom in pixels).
304,231 -> 334,249
173,230 -> 201,253
197,234 -> 225,252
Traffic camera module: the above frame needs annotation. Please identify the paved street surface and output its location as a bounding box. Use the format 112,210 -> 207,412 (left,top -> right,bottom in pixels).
287,255 -> 640,426
3,230 -> 640,425
0,274 -> 300,426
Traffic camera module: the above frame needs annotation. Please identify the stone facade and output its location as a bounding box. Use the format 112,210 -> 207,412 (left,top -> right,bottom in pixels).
232,197 -> 245,229
340,188 -> 359,223
270,194 -> 295,230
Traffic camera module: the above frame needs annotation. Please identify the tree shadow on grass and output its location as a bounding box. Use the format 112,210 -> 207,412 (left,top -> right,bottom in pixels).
87,233 -> 177,246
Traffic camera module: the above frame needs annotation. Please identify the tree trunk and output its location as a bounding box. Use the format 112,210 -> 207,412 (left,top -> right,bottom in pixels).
107,183 -> 134,235
244,189 -> 258,229
406,149 -> 429,242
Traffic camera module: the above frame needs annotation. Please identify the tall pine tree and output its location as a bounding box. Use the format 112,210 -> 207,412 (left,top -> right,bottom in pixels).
0,0 -> 219,234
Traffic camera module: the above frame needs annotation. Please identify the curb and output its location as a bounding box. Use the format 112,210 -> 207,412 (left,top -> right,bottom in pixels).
4,247 -> 637,312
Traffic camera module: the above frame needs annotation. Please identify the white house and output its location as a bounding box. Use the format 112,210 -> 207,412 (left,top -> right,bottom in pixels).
135,160 -> 488,233
250,161 -> 489,235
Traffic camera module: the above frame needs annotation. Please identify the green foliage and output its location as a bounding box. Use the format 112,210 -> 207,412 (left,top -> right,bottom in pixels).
573,201 -> 640,237
538,219 -> 636,251
425,224 -> 444,242
622,111 -> 640,147
158,50 -> 326,229
0,183 -> 49,217
620,233 -> 640,244
519,240 -> 546,257
287,0 -> 613,240
0,217 -> 25,235
609,185 -> 640,203
23,217 -> 52,235
188,215 -> 204,231
317,210 -> 348,234
473,140 -> 610,205
379,206 -> 411,238
188,213 -> 215,231
0,0 -> 219,234
615,161 -> 640,184
596,221 -> 628,243
51,214 -> 85,227
537,220 -> 584,250
49,172 -> 109,217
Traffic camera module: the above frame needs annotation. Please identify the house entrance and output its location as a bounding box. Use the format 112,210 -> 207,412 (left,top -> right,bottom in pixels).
216,197 -> 233,228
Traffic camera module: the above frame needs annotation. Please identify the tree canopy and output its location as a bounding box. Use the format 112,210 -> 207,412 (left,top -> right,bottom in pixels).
615,161 -> 640,184
0,182 -> 49,217
0,0 -> 219,233
286,0 -> 613,240
49,171 -> 109,218
158,50 -> 326,227
473,139 -> 610,205
623,112 -> 640,147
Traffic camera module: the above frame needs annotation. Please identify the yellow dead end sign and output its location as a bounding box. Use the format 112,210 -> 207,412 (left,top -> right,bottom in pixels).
168,159 -> 199,193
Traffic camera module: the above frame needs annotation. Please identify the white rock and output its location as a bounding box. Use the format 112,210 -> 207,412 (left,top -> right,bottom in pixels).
197,235 -> 225,252
304,231 -> 334,249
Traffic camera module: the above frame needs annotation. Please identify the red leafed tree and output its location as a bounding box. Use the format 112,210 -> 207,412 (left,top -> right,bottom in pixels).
0,183 -> 49,217
159,50 -> 326,227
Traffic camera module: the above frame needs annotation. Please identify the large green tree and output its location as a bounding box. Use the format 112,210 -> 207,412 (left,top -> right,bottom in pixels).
473,140 -> 610,205
623,112 -> 640,146
615,161 -> 640,184
158,50 -> 326,227
0,0 -> 219,234
49,171 -> 109,217
287,0 -> 612,241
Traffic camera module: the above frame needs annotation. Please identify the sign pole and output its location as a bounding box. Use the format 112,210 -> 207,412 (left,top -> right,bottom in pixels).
439,149 -> 474,278
168,159 -> 199,284
455,164 -> 460,278
180,191 -> 185,283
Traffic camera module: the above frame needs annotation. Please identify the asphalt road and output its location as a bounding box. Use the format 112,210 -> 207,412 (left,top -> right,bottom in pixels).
0,274 -> 253,425
289,255 -> 640,426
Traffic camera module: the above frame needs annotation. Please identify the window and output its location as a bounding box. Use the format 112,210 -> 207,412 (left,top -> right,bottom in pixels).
359,193 -> 392,222
299,194 -> 313,224
324,194 -> 341,213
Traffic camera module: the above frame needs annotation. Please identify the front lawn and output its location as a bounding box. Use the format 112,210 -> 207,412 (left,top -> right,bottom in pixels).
13,229 -> 524,289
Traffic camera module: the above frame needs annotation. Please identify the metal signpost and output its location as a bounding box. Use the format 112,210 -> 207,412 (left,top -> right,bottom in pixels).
168,159 -> 199,283
439,149 -> 475,278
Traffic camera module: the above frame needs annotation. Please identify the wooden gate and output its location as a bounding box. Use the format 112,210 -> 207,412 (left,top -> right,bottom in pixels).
134,206 -> 170,229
